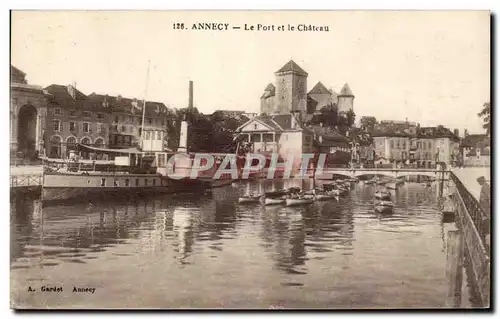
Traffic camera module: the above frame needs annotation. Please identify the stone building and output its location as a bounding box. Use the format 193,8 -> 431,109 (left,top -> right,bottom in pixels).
235,113 -> 314,170
259,60 -> 354,119
87,93 -> 169,152
44,84 -> 112,159
372,121 -> 460,167
10,65 -> 48,158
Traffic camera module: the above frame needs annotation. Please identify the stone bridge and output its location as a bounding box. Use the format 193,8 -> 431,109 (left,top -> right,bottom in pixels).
316,168 -> 450,180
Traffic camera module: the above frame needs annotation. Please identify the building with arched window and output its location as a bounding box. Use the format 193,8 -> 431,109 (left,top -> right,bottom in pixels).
10,65 -> 48,159
44,83 -> 112,159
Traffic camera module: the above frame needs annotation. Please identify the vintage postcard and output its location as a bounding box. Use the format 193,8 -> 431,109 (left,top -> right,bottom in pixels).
10,10 -> 491,309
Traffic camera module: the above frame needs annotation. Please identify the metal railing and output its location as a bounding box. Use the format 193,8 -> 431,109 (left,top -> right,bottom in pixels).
450,172 -> 490,246
11,175 -> 42,188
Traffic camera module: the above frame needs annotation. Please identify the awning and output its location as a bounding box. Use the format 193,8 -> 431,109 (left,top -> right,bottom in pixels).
77,144 -> 144,154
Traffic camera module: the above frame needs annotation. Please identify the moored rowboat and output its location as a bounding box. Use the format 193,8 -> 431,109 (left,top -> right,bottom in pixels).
264,198 -> 285,205
285,198 -> 314,207
374,200 -> 394,213
374,191 -> 391,200
315,193 -> 338,201
238,196 -> 261,204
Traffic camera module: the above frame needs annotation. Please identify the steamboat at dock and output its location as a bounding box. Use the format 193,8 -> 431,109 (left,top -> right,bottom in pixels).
41,79 -> 236,205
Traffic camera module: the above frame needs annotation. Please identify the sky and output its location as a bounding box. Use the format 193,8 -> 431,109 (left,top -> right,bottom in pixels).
11,11 -> 490,134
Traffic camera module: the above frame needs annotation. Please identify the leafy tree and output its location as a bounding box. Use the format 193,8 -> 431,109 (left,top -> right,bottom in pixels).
346,109 -> 356,128
360,116 -> 378,132
478,101 -> 491,136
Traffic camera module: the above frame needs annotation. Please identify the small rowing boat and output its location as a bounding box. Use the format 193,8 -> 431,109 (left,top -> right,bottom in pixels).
238,195 -> 262,204
386,182 -> 397,190
374,200 -> 394,213
264,197 -> 286,205
315,193 -> 338,201
374,191 -> 391,200
285,197 -> 314,207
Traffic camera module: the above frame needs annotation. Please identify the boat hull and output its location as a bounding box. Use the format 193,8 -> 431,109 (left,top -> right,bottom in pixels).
285,198 -> 313,206
375,205 -> 393,214
264,198 -> 285,205
315,194 -> 337,201
41,172 -> 210,206
238,197 -> 261,204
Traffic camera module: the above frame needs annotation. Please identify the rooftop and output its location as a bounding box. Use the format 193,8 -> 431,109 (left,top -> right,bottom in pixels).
275,60 -> 308,76
339,83 -> 354,96
308,81 -> 331,95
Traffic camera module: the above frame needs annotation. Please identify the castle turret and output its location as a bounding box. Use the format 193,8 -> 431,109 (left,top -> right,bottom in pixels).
337,83 -> 354,113
274,60 -> 308,116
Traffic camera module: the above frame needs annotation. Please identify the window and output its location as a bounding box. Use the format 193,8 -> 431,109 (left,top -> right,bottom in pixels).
428,141 -> 432,150
161,119 -> 165,125
69,109 -> 77,117
83,111 -> 92,118
120,125 -> 125,132
101,178 -> 106,187
144,179 -> 148,186
81,137 -> 91,145
153,179 -> 156,186
97,113 -> 105,120
114,179 -> 118,187
115,116 -> 119,123
125,179 -> 130,186
83,122 -> 90,133
148,119 -> 152,125
146,131 -> 151,140
135,179 -> 140,187
53,108 -> 62,116
67,136 -> 77,146
390,140 -> 394,149
52,119 -> 61,132
396,140 -> 400,149
94,138 -> 104,147
402,141 -> 406,149
69,121 -> 76,132
97,123 -> 103,133
156,131 -> 161,140
158,154 -> 166,167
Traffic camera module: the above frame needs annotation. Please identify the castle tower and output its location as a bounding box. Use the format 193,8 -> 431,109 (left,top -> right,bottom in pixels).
337,83 -> 354,113
260,83 -> 275,114
274,60 -> 308,115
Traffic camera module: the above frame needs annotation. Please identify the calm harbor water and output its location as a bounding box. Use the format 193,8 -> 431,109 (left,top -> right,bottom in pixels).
10,179 -> 479,309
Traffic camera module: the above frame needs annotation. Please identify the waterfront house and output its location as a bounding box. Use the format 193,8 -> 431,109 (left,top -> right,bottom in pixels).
235,112 -> 314,170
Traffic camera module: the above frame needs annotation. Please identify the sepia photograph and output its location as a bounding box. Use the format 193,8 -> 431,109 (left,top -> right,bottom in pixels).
9,10 -> 491,309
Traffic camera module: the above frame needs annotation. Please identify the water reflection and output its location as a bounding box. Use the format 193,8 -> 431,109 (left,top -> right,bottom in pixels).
10,179 -> 479,308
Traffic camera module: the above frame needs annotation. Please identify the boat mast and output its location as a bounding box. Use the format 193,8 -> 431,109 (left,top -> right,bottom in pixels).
140,60 -> 151,150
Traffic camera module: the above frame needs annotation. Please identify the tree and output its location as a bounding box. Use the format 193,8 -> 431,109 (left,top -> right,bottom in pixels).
360,116 -> 378,132
346,109 -> 356,128
478,101 -> 491,136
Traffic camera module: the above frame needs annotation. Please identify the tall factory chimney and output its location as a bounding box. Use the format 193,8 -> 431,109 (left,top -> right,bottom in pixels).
177,80 -> 193,153
188,80 -> 194,109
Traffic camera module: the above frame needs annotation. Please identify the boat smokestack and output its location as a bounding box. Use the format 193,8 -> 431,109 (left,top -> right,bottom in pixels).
188,81 -> 193,109
177,121 -> 189,153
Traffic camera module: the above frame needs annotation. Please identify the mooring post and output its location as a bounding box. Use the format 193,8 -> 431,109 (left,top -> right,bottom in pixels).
445,230 -> 464,308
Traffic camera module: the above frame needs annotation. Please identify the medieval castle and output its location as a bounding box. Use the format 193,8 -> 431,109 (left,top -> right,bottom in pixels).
260,60 -> 354,119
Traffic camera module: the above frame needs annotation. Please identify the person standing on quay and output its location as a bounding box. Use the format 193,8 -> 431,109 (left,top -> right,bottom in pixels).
477,176 -> 491,217
477,176 -> 491,250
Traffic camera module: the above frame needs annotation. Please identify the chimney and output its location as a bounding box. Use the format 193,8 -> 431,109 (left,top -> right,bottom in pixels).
188,81 -> 193,109
67,84 -> 76,100
454,128 -> 459,137
464,129 -> 468,137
